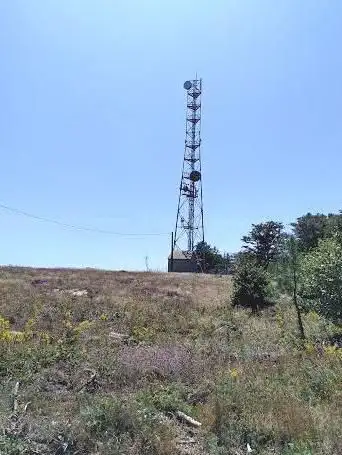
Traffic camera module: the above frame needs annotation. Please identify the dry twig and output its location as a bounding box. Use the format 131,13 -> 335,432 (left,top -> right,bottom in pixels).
13,381 -> 20,413
175,410 -> 202,427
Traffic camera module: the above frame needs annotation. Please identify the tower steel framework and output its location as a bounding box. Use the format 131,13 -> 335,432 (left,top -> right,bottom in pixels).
174,78 -> 204,258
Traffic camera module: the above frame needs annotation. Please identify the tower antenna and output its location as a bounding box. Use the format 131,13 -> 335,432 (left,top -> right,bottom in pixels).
172,78 -> 204,271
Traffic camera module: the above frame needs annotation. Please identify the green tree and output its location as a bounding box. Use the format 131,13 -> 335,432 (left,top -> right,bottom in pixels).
325,211 -> 342,238
242,221 -> 285,269
195,241 -> 228,273
292,211 -> 342,252
300,236 -> 342,323
232,254 -> 272,312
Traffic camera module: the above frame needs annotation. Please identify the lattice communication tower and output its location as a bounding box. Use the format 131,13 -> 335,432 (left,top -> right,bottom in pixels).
173,78 -> 204,256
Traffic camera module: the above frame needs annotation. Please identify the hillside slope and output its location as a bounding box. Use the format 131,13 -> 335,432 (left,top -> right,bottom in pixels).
0,267 -> 341,455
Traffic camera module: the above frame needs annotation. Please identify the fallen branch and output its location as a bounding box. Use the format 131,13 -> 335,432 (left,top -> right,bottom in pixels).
178,438 -> 196,444
24,402 -> 31,413
108,331 -> 129,342
13,381 -> 20,413
175,410 -> 202,428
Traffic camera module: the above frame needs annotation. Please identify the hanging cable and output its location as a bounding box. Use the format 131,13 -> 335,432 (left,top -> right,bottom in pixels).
0,203 -> 169,237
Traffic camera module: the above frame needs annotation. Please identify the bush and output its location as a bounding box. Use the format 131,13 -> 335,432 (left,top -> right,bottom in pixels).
300,236 -> 342,323
81,396 -> 138,438
232,256 -> 272,312
80,395 -> 176,455
206,369 -> 317,454
136,383 -> 192,414
0,435 -> 30,455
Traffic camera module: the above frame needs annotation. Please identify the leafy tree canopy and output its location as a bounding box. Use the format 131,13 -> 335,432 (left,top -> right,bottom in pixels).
195,241 -> 230,274
292,211 -> 342,252
241,221 -> 285,269
299,235 -> 342,323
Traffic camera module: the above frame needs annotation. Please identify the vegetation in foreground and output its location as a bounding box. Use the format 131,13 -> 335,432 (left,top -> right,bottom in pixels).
0,266 -> 342,455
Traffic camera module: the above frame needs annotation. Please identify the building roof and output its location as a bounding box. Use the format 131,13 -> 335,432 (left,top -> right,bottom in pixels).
168,250 -> 194,260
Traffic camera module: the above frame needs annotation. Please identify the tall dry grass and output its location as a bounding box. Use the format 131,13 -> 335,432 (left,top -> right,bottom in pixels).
0,266 -> 341,454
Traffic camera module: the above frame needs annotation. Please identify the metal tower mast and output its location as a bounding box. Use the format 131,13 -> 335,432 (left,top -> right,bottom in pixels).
174,78 -> 204,254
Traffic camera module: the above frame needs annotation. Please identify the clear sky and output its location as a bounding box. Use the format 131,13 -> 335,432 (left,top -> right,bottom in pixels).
1,0 -> 342,271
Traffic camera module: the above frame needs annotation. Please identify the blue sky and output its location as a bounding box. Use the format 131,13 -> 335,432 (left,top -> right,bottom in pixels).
1,0 -> 342,271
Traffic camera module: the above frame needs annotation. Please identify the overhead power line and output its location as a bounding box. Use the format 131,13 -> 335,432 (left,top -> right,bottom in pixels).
0,203 -> 169,237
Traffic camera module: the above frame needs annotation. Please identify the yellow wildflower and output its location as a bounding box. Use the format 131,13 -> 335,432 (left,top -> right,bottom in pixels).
230,368 -> 239,379
39,332 -> 51,344
0,315 -> 10,332
322,343 -> 342,359
308,311 -> 320,322
74,320 -> 93,335
275,313 -> 284,328
304,342 -> 315,355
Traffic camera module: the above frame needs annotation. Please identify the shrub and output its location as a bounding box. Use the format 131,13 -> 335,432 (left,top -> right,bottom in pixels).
80,395 -> 176,455
205,368 -> 317,454
300,236 -> 342,323
0,435 -> 30,455
136,383 -> 192,414
82,396 -> 137,438
232,256 -> 272,312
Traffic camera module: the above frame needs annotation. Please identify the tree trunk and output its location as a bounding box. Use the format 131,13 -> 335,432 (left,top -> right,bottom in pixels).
292,254 -> 305,340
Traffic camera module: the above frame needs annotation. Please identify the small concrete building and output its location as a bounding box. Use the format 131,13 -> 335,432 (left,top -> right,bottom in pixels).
168,250 -> 198,273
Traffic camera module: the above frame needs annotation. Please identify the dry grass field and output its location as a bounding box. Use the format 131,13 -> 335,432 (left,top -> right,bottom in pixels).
0,267 -> 342,454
